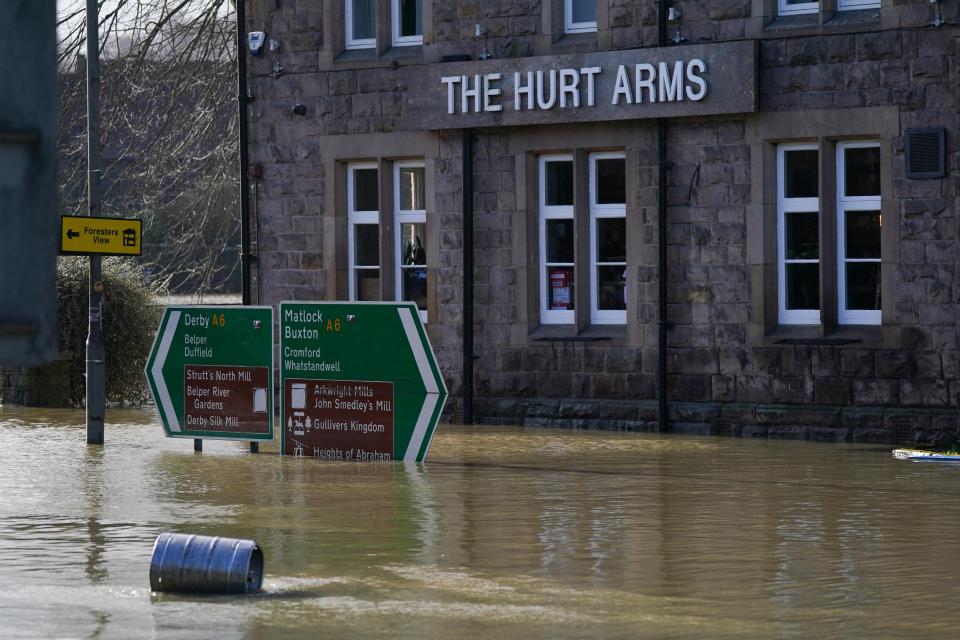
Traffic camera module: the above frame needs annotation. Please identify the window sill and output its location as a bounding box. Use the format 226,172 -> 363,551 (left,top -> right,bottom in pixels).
753,324 -> 899,349
551,31 -> 599,53
531,323 -> 625,344
332,46 -> 423,69
758,8 -> 880,38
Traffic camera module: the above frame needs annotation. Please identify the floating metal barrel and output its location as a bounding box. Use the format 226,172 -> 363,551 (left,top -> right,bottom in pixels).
149,532 -> 263,594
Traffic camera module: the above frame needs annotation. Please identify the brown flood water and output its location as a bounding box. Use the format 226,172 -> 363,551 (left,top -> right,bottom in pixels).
1,405 -> 959,639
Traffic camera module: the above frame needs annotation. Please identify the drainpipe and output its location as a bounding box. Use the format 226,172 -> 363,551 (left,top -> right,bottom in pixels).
657,0 -> 669,432
462,129 -> 474,424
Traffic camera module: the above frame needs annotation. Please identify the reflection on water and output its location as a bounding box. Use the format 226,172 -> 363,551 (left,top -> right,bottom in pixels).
2,406 -> 960,638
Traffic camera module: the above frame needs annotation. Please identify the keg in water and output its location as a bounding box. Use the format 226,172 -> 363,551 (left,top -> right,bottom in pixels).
149,532 -> 264,594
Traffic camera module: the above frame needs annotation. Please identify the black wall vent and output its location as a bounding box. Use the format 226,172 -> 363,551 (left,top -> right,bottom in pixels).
905,127 -> 945,179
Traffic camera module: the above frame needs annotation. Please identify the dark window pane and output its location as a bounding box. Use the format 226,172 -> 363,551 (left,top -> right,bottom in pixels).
846,263 -> 881,311
784,149 -> 818,198
398,167 -> 424,211
402,267 -> 427,310
845,146 -> 880,197
786,263 -> 820,310
352,0 -> 375,40
354,224 -> 379,266
785,212 -> 819,260
545,160 -> 573,206
597,265 -> 626,310
571,0 -> 595,23
845,210 -> 881,259
399,0 -> 421,37
353,168 -> 378,211
355,269 -> 380,301
400,222 -> 426,266
596,218 -> 626,263
595,158 -> 625,204
547,267 -> 575,310
546,219 -> 574,263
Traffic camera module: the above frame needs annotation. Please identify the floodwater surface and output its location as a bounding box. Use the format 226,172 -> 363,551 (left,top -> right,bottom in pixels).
1,406 -> 959,639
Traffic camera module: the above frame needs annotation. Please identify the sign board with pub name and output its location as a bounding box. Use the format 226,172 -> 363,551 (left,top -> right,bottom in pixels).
145,306 -> 274,441
280,301 -> 447,463
60,215 -> 142,256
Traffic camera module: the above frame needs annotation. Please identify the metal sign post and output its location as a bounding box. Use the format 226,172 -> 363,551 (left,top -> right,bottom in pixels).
85,0 -> 105,445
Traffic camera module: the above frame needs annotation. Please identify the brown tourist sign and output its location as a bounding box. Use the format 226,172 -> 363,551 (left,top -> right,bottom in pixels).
405,41 -> 757,129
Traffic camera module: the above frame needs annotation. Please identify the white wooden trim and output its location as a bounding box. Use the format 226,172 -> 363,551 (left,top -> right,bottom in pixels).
540,154 -> 575,324
838,0 -> 879,10
777,143 -> 821,325
778,0 -> 819,16
564,0 -> 597,33
394,161 -> 427,321
589,152 -> 626,325
837,141 -> 881,325
348,162 -> 379,301
391,0 -> 423,46
346,0 -> 376,49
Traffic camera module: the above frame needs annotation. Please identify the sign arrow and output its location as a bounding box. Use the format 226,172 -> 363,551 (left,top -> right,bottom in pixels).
66,229 -> 80,239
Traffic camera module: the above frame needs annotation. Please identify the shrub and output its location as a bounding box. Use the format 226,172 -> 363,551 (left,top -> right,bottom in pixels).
57,257 -> 160,406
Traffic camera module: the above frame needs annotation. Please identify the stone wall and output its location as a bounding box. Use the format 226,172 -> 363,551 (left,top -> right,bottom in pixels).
244,0 -> 959,444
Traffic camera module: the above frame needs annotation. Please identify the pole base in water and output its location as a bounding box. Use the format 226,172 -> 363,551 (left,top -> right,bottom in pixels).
150,532 -> 264,594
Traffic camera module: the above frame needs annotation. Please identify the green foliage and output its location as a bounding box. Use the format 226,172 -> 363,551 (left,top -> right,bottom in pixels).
57,257 -> 160,406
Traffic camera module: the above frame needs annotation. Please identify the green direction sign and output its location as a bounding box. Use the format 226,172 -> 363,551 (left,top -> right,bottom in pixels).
145,306 -> 274,440
280,301 -> 447,462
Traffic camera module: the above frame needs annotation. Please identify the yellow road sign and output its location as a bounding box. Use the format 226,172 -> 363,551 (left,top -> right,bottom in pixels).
60,215 -> 142,256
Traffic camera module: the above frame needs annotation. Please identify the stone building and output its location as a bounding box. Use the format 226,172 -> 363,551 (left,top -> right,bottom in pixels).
243,0 -> 958,443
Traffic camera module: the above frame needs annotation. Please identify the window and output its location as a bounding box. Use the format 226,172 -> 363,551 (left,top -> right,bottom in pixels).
565,0 -> 597,33
589,153 -> 626,324
777,144 -> 820,325
346,0 -> 376,49
348,163 -> 380,300
540,155 -> 575,324
392,0 -> 422,46
776,141 -> 882,327
538,152 -> 628,326
837,142 -> 881,325
838,0 -> 880,10
394,161 -> 427,319
778,0 -> 818,16
345,0 -> 422,50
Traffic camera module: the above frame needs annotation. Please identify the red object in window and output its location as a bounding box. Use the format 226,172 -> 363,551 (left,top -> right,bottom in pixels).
549,269 -> 572,310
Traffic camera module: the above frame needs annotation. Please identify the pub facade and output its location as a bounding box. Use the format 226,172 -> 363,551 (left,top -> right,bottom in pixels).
244,0 -> 958,443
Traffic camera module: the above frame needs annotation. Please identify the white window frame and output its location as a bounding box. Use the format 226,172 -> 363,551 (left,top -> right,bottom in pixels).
391,0 -> 423,46
838,0 -> 879,10
345,0 -> 376,50
777,143 -> 821,325
778,0 -> 819,16
837,141 -> 881,326
564,0 -> 597,34
347,162 -> 380,301
394,161 -> 427,321
539,154 -> 576,325
589,152 -> 626,325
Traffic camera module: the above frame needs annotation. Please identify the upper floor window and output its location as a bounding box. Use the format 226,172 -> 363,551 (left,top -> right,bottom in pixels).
838,0 -> 880,10
346,0 -> 376,49
565,0 -> 597,33
778,0 -> 819,16
392,0 -> 423,46
345,0 -> 422,50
